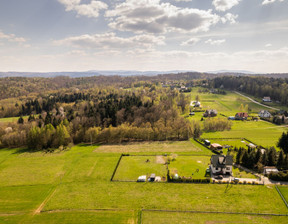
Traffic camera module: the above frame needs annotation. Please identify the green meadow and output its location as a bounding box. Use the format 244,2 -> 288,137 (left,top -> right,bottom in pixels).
0,143 -> 287,224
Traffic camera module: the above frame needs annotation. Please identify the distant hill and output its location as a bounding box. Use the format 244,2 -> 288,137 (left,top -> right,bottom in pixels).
0,70 -> 194,78
0,70 -> 287,78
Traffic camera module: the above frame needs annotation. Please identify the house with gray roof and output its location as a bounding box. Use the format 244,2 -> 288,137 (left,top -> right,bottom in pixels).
210,155 -> 233,175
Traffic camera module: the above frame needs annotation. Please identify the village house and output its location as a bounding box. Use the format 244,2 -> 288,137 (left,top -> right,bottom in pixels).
258,110 -> 271,118
262,97 -> 272,102
210,155 -> 233,175
263,166 -> 279,175
194,101 -> 201,107
203,109 -> 217,117
235,112 -> 248,120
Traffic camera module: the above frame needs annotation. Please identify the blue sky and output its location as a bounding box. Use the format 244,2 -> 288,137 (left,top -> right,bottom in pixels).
0,0 -> 287,73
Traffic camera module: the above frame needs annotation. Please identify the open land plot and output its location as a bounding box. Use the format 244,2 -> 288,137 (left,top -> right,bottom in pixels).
43,182 -> 288,214
21,210 -> 137,224
202,120 -> 287,149
113,156 -> 167,181
142,211 -> 288,224
168,156 -> 210,178
96,140 -> 212,155
0,185 -> 52,214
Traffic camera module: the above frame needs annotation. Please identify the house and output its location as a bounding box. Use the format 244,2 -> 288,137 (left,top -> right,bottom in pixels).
203,109 -> 217,117
262,97 -> 272,102
259,110 -> 271,118
194,101 -> 201,107
210,143 -> 223,151
263,166 -> 279,175
210,155 -> 233,175
235,112 -> 248,120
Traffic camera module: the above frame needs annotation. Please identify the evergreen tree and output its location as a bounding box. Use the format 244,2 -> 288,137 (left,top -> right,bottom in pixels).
277,150 -> 285,170
241,150 -> 249,167
261,151 -> 268,166
277,132 -> 288,154
236,147 -> 244,164
18,116 -> 24,124
267,147 -> 277,166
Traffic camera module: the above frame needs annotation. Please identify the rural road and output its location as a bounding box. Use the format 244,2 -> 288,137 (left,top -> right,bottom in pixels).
234,91 -> 280,111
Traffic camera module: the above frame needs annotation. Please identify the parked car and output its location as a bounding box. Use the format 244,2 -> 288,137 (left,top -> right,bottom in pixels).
214,175 -> 223,180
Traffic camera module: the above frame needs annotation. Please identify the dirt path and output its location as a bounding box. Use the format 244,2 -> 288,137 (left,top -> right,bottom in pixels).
234,91 -> 280,111
156,156 -> 165,164
87,161 -> 98,176
33,187 -> 57,215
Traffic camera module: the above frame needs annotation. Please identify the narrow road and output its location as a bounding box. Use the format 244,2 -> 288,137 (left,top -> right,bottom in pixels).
234,91 -> 280,111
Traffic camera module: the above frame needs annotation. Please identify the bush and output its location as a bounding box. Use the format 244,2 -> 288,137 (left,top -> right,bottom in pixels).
269,171 -> 288,181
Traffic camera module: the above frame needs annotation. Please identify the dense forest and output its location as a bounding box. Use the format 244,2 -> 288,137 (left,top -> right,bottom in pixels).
0,83 -> 201,150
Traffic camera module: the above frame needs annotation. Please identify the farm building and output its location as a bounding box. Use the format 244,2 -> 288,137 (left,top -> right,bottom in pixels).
203,109 -> 217,117
235,112 -> 248,120
259,110 -> 271,118
210,155 -> 233,175
262,97 -> 272,102
210,143 -> 223,151
263,166 -> 279,175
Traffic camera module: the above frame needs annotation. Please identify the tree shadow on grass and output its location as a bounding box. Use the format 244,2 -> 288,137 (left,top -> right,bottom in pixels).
12,148 -> 42,155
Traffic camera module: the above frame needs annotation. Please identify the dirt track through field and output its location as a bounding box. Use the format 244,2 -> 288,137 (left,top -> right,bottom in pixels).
33,187 -> 58,215
87,161 -> 98,176
234,91 -> 280,111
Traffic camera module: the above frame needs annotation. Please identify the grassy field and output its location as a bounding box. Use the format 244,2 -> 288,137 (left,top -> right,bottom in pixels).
278,186 -> 288,202
113,156 -> 167,181
0,142 -> 287,223
141,211 -> 288,224
201,120 -> 286,149
96,140 -> 212,155
168,156 -> 210,178
0,116 -> 29,123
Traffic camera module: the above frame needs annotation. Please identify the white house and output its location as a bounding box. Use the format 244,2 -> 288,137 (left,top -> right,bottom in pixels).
210,155 -> 233,175
263,166 -> 279,175
262,97 -> 272,102
259,110 -> 271,118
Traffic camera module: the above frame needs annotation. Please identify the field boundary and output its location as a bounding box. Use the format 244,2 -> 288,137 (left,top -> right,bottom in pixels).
110,154 -> 123,181
276,186 -> 288,208
141,208 -> 288,217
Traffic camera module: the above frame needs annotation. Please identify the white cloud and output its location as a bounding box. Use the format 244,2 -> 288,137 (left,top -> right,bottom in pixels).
265,43 -> 272,47
212,0 -> 241,12
181,37 -> 200,46
54,32 -> 165,50
262,0 -> 285,5
205,38 -> 226,45
174,0 -> 193,2
106,0 -> 219,33
221,13 -> 238,24
58,0 -> 108,18
0,31 -> 26,43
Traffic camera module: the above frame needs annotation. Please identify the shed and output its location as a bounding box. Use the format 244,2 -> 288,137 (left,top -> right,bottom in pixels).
137,175 -> 146,182
210,143 -> 223,150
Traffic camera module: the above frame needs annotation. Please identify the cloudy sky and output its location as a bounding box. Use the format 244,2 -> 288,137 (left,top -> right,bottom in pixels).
0,0 -> 287,73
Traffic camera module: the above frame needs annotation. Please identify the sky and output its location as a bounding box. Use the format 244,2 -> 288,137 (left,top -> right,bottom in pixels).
0,0 -> 288,73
